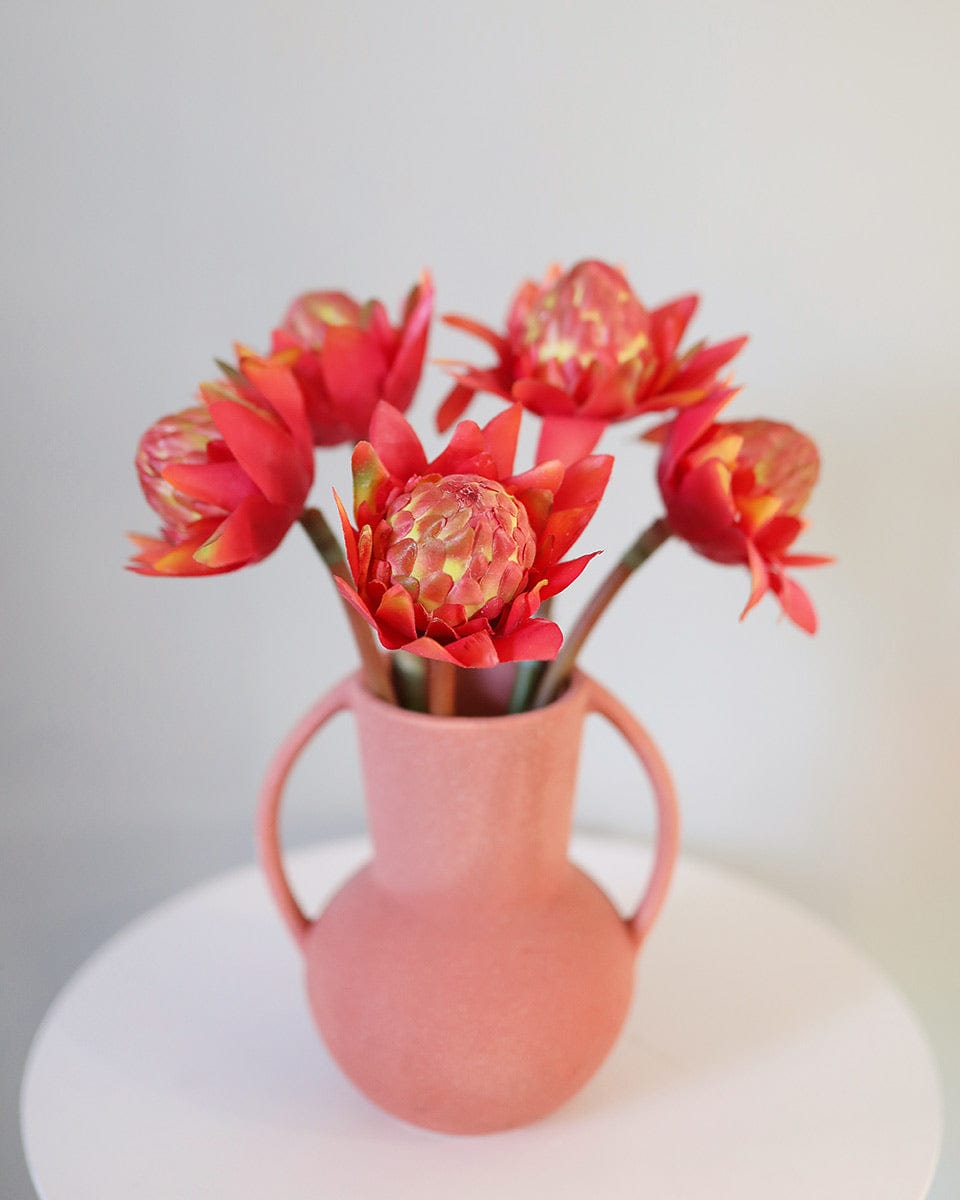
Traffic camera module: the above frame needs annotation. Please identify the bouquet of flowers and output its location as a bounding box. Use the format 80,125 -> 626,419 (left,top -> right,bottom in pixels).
128,259 -> 830,714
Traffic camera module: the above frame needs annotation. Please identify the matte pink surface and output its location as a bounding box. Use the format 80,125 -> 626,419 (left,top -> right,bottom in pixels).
257,671 -> 679,1133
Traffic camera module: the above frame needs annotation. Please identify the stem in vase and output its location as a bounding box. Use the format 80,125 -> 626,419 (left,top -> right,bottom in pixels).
532,516 -> 672,709
299,508 -> 396,705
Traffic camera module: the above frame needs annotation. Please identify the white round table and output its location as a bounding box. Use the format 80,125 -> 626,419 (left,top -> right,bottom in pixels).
21,835 -> 942,1199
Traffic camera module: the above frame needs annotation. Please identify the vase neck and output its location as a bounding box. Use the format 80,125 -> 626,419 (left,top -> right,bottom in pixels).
352,680 -> 589,897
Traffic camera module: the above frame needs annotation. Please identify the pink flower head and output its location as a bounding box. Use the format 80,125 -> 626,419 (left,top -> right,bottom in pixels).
656,389 -> 832,632
274,270 -> 434,446
439,259 -> 747,466
335,402 -> 613,667
128,348 -> 314,575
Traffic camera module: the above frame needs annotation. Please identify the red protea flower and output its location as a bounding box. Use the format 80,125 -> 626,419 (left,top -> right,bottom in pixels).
334,402 -> 613,667
128,348 -> 314,576
656,390 -> 831,632
274,271 -> 434,446
438,259 -> 746,465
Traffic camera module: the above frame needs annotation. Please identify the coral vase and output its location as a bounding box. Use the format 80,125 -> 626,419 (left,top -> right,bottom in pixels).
257,669 -> 679,1134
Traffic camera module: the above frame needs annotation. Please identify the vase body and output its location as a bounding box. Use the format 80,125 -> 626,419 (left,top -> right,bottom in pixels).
258,670 -> 679,1134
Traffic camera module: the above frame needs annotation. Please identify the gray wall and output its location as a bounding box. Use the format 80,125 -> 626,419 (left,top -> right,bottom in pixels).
3,1 -> 957,1194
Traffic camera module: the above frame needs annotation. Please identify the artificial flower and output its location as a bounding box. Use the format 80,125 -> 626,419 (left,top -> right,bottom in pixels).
655,390 -> 831,632
334,402 -> 612,667
275,270 -> 434,446
438,259 -> 746,465
128,348 -> 314,575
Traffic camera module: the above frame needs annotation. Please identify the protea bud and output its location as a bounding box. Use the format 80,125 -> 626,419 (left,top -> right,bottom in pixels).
657,390 -> 832,632
381,474 -> 537,620
438,258 -> 747,466
135,407 -> 227,540
335,402 -> 613,667
273,272 -> 434,447
128,350 -> 315,577
514,260 -> 652,390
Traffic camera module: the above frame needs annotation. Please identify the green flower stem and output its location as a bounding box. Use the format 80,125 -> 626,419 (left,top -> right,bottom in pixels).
428,660 -> 458,716
531,516 -> 672,710
507,660 -> 546,714
299,508 -> 396,705
392,650 -> 428,712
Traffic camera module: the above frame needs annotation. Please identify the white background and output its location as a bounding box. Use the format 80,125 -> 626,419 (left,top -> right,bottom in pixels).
2,1 -> 957,1195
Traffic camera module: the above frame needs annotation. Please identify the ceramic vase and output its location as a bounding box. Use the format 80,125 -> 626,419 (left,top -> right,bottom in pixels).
257,669 -> 679,1133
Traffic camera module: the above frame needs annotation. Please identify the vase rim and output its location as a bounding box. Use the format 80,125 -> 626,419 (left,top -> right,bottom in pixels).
349,667 -> 589,728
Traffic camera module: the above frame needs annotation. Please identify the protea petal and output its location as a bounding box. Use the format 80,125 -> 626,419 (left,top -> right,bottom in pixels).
375,584 -> 419,643
541,551 -> 601,599
203,384 -> 311,509
740,538 -> 771,619
333,489 -> 362,581
404,631 -> 501,669
193,495 -> 295,568
351,441 -> 393,522
506,460 -> 565,497
128,534 -> 225,577
238,352 -> 313,452
781,552 -> 834,568
160,460 -> 259,510
650,294 -> 698,363
368,402 -> 428,480
442,313 -> 510,355
494,619 -> 563,663
333,574 -> 379,627
383,271 -> 434,412
671,335 -> 749,391
481,403 -> 522,479
535,414 -> 607,467
317,325 -> 387,432
658,388 -> 738,485
770,570 -> 818,634
552,454 -> 614,511
436,382 -> 479,433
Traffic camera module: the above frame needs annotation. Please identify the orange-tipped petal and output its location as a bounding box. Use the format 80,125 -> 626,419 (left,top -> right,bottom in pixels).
333,489 -> 362,581
375,584 -> 420,643
193,495 -> 294,569
740,538 -> 771,620
351,440 -> 392,523
238,354 -> 313,451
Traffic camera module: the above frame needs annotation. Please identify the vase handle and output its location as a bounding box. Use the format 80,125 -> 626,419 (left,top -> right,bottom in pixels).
256,674 -> 357,950
584,676 -> 680,951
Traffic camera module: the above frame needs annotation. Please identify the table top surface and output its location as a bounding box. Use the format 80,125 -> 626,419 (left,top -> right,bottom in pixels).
21,835 -> 942,1200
